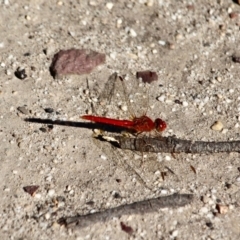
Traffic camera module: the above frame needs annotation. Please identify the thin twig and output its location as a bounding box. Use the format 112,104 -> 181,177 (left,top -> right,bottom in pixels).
58,193 -> 193,228
114,135 -> 240,153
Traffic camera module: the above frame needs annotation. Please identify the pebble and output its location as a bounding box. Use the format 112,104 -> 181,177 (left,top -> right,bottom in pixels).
221,128 -> 228,134
110,52 -> 116,59
202,195 -> 211,204
137,71 -> 158,83
35,193 -> 42,199
45,212 -> 51,220
4,187 -> 10,192
52,222 -> 60,229
50,49 -> 106,78
17,106 -> 28,115
160,189 -> 168,195
158,40 -> 166,46
23,185 -> 39,196
44,43 -> 56,56
232,55 -> 240,63
129,28 -> 137,37
48,189 -> 55,197
89,1 -> 98,6
5,69 -> 11,75
157,95 -> 165,102
165,155 -> 171,161
236,176 -> 240,182
44,108 -> 54,113
121,105 -> 128,112
106,2 -> 114,10
100,155 -> 107,160
199,206 -> 209,214
69,189 -> 74,195
211,121 -> 223,131
216,204 -> 229,214
3,0 -> 9,5
152,49 -> 158,54
15,67 -> 27,79
45,175 -> 53,182
171,230 -> 178,238
117,18 -> 122,28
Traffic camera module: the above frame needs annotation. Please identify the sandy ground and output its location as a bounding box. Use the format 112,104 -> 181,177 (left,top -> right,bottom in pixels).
1,0 -> 240,239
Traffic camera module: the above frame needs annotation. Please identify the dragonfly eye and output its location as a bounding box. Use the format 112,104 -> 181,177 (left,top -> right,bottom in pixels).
155,118 -> 167,132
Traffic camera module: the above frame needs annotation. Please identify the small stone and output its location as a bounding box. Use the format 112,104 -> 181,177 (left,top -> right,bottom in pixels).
211,121 -> 223,131
39,127 -> 47,133
152,49 -> 158,54
25,15 -> 31,21
23,185 -> 39,196
15,67 -> 27,80
171,230 -> 178,237
129,28 -> 137,37
202,195 -> 211,204
45,212 -> 51,220
100,155 -> 107,160
146,0 -> 154,7
106,2 -> 114,10
136,71 -> 158,83
158,40 -> 166,46
48,189 -> 55,197
44,43 -> 56,56
216,204 -> 228,214
17,106 -> 28,115
89,1 -> 98,6
229,12 -> 239,19
121,105 -> 128,112
206,222 -> 213,229
160,189 -> 168,194
199,206 -> 209,214
120,222 -> 133,235
44,108 -> 54,113
168,43 -> 175,50
165,155 -> 171,161
50,49 -> 105,78
6,69 -> 11,75
117,18 -> 122,28
157,95 -> 165,102
232,55 -> 240,63
35,193 -> 42,199
52,221 -> 60,229
69,189 -> 74,195
222,128 -> 228,134
110,52 -> 116,59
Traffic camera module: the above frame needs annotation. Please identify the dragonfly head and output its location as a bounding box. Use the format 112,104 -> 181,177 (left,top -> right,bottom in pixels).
154,118 -> 167,132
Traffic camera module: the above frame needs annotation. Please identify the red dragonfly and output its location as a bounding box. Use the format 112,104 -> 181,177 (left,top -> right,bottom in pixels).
81,74 -> 167,133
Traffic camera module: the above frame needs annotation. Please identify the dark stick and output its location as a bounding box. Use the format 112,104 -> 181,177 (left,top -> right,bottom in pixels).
115,136 -> 240,153
58,193 -> 193,228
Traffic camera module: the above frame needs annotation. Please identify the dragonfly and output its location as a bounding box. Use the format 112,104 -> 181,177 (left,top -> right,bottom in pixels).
81,73 -> 171,187
81,74 -> 167,134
